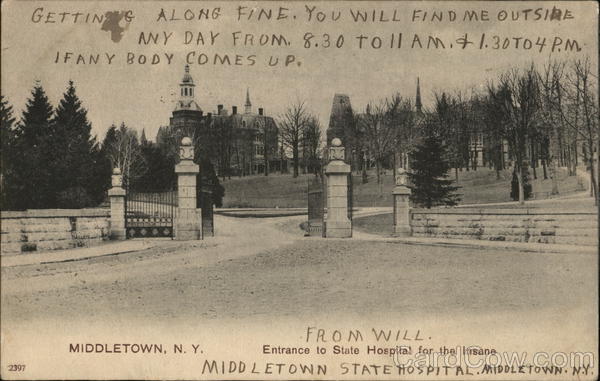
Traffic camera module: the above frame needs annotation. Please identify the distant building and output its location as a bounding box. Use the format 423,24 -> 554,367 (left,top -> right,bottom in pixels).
326,94 -> 354,146
325,79 -> 510,171
325,80 -> 424,171
326,94 -> 359,169
159,65 -> 279,176
415,77 -> 423,114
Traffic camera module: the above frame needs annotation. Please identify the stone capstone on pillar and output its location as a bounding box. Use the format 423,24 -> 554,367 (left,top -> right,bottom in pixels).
175,137 -> 202,240
325,138 -> 352,238
108,167 -> 126,240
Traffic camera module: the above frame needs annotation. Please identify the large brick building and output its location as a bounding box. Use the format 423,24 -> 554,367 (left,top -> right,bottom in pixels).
158,65 -> 279,176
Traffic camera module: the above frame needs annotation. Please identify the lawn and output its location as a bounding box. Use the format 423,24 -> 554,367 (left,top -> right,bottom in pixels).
220,167 -> 587,208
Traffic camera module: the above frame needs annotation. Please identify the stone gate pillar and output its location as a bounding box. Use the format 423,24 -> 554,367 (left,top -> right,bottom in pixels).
108,168 -> 126,240
393,168 -> 412,237
175,137 -> 202,240
325,138 -> 352,238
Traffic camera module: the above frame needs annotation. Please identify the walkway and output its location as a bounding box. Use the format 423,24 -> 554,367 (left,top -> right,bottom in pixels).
1,240 -> 155,267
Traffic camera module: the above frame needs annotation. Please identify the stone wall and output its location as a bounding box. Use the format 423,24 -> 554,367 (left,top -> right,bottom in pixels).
411,208 -> 598,246
1,209 -> 110,255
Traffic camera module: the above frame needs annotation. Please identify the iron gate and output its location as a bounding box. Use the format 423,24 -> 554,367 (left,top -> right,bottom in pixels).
306,175 -> 324,236
198,186 -> 214,237
126,186 -> 176,238
347,173 -> 353,236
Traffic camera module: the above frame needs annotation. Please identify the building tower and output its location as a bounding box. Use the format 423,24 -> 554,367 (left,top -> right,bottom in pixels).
326,94 -> 355,166
174,65 -> 202,112
244,88 -> 252,114
170,65 -> 203,134
327,94 -> 352,146
415,77 -> 422,114
180,64 -> 195,99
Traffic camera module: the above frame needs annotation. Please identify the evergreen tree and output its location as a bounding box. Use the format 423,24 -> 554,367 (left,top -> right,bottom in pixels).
0,95 -> 16,139
53,80 -> 98,207
100,124 -> 119,167
193,131 -> 225,207
140,128 -> 148,146
12,83 -> 55,209
136,141 -> 176,190
87,137 -> 112,205
1,95 -> 17,208
408,128 -> 461,208
197,155 -> 225,208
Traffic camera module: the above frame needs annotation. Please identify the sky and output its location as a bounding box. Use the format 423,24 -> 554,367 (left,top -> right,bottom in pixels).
1,1 -> 598,142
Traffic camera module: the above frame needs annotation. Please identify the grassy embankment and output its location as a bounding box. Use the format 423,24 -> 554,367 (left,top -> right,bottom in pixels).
221,167 -> 586,208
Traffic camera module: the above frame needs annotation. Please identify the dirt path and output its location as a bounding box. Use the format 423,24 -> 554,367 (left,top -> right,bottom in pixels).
2,213 -> 595,321
2,214 -> 597,370
1,215 -> 304,322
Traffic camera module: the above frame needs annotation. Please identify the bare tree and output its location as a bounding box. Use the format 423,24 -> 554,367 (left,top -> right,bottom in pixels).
471,91 -> 506,179
103,123 -> 146,188
211,116 -> 233,180
434,92 -> 461,181
560,58 -> 599,204
489,66 -> 540,205
360,95 -> 401,193
255,115 -> 278,176
279,100 -> 309,178
389,96 -> 417,178
278,138 -> 286,174
538,59 -> 568,195
303,115 -> 322,175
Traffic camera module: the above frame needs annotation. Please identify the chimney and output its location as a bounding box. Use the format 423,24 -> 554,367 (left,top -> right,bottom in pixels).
232,106 -> 238,115
258,107 -> 264,116
217,104 -> 223,114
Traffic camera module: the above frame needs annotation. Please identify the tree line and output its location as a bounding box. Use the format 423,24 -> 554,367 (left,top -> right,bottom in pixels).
278,100 -> 322,178
1,81 -> 225,211
2,57 -> 596,209
105,122 -> 225,207
342,57 -> 597,206
1,82 -> 110,210
0,80 -> 324,211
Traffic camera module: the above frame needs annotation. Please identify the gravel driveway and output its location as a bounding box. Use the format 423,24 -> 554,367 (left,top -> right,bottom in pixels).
2,215 -> 595,326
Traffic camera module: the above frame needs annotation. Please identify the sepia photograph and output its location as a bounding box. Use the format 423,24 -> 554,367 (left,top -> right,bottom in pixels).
1,0 -> 598,379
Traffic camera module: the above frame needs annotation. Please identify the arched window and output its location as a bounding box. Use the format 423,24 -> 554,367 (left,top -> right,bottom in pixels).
184,88 -> 188,96
181,88 -> 184,97
190,88 -> 193,97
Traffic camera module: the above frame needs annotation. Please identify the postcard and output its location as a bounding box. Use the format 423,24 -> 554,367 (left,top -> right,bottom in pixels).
1,1 -> 598,379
